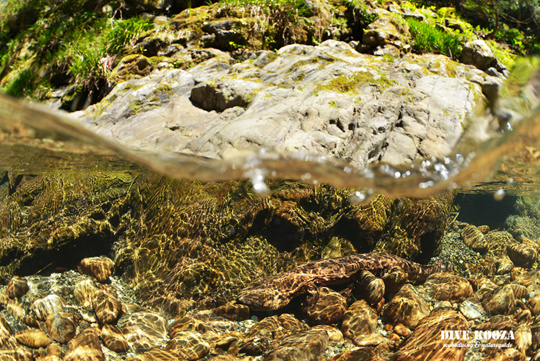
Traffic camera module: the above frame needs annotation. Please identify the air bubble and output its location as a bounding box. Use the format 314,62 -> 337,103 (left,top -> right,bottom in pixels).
494,188 -> 505,201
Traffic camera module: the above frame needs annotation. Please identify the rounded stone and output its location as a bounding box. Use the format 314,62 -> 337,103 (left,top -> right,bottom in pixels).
381,266 -> 408,296
74,279 -> 100,309
0,315 -> 12,347
424,272 -> 473,301
509,283 -> 529,299
78,256 -> 115,283
461,225 -> 487,252
507,243 -> 538,268
102,324 -> 129,352
459,299 -> 486,320
46,312 -> 78,344
341,299 -> 377,340
382,284 -> 429,328
213,302 -> 249,321
301,286 -> 347,325
482,285 -> 515,315
64,328 -> 103,361
495,257 -> 514,275
238,336 -> 271,355
529,295 -> 540,315
264,329 -> 330,361
32,295 -> 65,321
393,310 -> 468,361
7,276 -> 29,299
354,270 -> 385,306
312,325 -> 343,342
394,324 -> 412,337
93,290 -> 122,325
165,330 -> 210,360
120,311 -> 168,352
14,329 -> 51,348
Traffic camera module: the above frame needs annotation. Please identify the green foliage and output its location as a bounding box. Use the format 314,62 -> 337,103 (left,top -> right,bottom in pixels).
3,69 -> 36,97
0,0 -> 154,98
219,0 -> 313,18
406,18 -> 462,58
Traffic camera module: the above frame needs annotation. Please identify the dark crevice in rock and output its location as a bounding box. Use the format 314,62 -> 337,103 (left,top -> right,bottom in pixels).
15,231 -> 116,276
455,193 -> 518,230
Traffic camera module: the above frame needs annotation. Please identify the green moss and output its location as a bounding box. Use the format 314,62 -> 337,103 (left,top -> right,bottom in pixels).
316,70 -> 396,94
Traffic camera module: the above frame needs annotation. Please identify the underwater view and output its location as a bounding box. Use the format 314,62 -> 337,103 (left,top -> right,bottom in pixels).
2,0 -> 540,360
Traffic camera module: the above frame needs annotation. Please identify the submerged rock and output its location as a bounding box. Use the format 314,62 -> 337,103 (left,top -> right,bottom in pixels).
300,286 -> 347,326
7,276 -> 29,299
78,256 -> 115,283
382,284 -> 430,328
395,310 -> 468,361
14,329 -> 51,348
341,299 -> 378,339
424,272 -> 473,301
264,328 -> 330,361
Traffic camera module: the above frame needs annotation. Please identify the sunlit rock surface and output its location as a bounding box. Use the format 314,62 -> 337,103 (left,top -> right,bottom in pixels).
75,40 -> 488,169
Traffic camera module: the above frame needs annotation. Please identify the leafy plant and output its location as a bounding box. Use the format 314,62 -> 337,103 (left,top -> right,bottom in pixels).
406,18 -> 462,58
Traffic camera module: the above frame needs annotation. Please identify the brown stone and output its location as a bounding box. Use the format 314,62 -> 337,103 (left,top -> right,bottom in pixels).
515,324 -> 532,354
509,283 -> 528,299
120,311 -> 168,352
246,314 -> 306,340
239,336 -> 271,356
301,286 -> 347,325
166,330 -> 210,360
79,256 -> 115,283
355,270 -> 385,306
7,276 -> 29,299
462,225 -> 487,252
483,285 -> 515,315
32,295 -> 65,321
64,329 -> 104,361
341,299 -> 377,340
424,272 -> 473,301
328,347 -> 391,361
102,324 -> 129,352
495,257 -> 514,275
0,315 -> 12,347
529,296 -> 540,315
382,284 -> 429,328
213,302 -> 249,321
312,325 -> 343,342
46,312 -> 78,344
393,310 -> 468,361
381,266 -> 408,296
264,329 -> 329,361
394,323 -> 412,337
0,349 -> 33,361
353,333 -> 391,349
134,347 -> 193,360
93,290 -> 122,325
14,329 -> 51,348
508,243 -> 538,268
74,280 -> 100,309
512,268 -> 540,286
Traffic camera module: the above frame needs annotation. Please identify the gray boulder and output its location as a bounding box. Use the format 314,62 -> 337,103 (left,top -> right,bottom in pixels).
460,40 -> 497,71
74,40 -> 488,168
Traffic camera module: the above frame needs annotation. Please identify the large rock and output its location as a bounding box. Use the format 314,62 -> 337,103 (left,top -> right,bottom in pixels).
460,40 -> 497,71
75,40 -> 486,169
